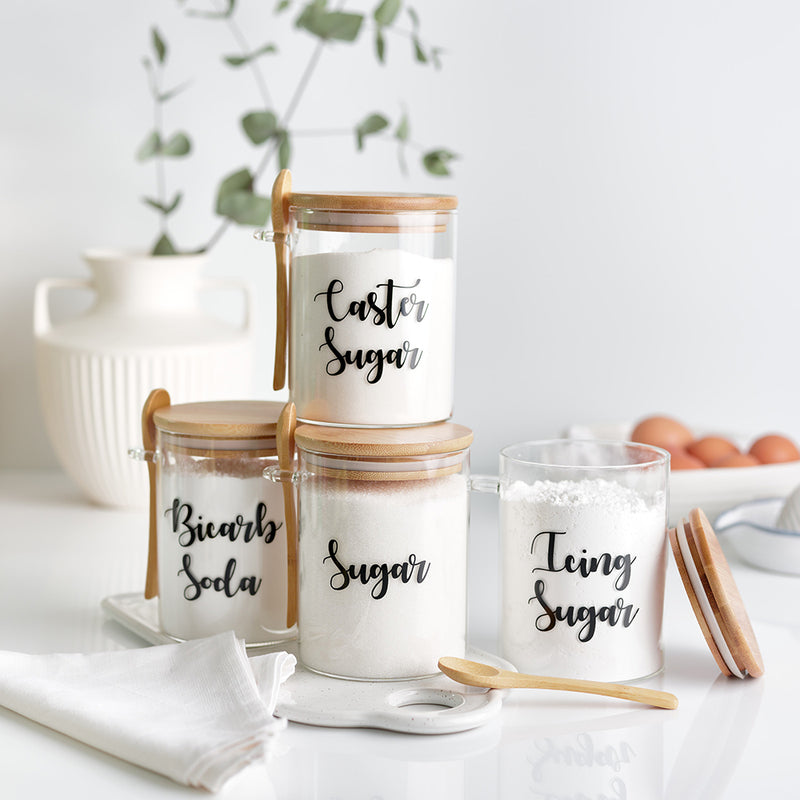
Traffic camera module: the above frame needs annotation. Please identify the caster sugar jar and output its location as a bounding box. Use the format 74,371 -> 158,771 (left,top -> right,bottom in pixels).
260,171 -> 458,428
133,398 -> 295,646
271,422 -> 473,680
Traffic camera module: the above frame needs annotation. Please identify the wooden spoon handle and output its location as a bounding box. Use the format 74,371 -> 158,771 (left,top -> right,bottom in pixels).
277,402 -> 298,628
141,388 -> 171,600
511,673 -> 678,710
271,170 -> 291,391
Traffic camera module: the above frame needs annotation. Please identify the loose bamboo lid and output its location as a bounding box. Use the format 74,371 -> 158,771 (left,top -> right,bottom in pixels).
288,192 -> 457,213
153,400 -> 284,438
668,508 -> 764,678
295,422 -> 473,458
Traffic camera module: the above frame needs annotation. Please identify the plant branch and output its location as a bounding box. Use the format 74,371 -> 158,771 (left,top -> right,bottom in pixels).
219,2 -> 274,109
202,37 -> 327,252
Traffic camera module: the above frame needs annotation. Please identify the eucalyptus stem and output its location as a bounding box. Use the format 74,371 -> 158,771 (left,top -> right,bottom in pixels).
202,38 -> 327,252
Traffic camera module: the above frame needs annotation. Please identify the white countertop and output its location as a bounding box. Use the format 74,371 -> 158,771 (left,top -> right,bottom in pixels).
0,470 -> 797,798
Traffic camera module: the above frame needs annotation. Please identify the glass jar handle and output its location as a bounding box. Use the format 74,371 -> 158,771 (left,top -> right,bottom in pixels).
263,465 -> 312,484
469,474 -> 500,494
128,447 -> 156,462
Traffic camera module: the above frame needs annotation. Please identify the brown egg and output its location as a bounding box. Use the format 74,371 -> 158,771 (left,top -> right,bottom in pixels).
711,452 -> 761,468
686,436 -> 740,467
669,449 -> 705,470
748,434 -> 800,464
631,416 -> 693,452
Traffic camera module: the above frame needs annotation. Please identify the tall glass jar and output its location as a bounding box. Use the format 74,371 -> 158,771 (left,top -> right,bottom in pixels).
280,422 -> 473,680
263,184 -> 458,427
138,400 -> 294,645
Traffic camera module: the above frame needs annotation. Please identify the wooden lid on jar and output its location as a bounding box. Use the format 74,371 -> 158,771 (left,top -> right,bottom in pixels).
295,422 -> 473,457
289,192 -> 457,213
153,400 -> 284,438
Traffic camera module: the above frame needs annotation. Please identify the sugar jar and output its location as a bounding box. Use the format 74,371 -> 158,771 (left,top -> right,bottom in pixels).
269,422 -> 472,680
259,170 -> 457,427
132,396 -> 294,645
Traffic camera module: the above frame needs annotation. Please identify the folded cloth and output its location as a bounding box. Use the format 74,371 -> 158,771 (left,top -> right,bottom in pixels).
0,631 -> 295,791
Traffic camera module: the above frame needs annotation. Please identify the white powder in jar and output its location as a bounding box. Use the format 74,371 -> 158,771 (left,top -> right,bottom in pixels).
501,478 -> 667,682
156,457 -> 292,644
289,248 -> 455,426
298,472 -> 468,679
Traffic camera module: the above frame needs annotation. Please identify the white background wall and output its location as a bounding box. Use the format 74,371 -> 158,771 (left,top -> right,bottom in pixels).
3,0 -> 800,477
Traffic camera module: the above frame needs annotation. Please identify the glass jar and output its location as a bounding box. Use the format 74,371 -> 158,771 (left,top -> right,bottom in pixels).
261,185 -> 458,427
271,422 -> 472,680
134,400 -> 295,645
492,440 -> 669,682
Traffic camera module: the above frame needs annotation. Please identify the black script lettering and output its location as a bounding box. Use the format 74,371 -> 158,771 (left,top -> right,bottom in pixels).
165,500 -> 282,548
531,531 -> 636,591
314,278 -> 429,329
179,554 -> 262,601
323,538 -> 431,599
319,326 -> 423,384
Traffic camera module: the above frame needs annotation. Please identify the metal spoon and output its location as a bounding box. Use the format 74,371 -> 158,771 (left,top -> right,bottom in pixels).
438,656 -> 678,710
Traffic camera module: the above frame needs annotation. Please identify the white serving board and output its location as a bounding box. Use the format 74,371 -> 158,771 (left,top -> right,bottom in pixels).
102,592 -> 510,735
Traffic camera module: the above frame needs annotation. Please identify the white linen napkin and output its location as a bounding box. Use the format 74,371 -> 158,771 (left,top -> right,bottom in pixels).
0,631 -> 295,791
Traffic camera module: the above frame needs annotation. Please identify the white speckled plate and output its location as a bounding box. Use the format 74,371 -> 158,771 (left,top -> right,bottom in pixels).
102,592 -> 511,734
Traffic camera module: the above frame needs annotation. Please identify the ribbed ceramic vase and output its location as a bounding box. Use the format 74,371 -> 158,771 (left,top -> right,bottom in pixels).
34,249 -> 255,508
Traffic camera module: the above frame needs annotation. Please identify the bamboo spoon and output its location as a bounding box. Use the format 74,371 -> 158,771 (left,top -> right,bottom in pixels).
438,657 -> 678,710
271,169 -> 291,391
277,402 -> 298,628
141,388 -> 171,600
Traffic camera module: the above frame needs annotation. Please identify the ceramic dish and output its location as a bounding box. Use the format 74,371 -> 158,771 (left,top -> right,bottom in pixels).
714,498 -> 800,576
567,423 -> 800,526
102,592 -> 511,735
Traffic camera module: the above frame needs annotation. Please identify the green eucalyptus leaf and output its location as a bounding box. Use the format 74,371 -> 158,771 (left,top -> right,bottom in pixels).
216,168 -> 254,215
152,233 -> 177,255
355,113 -> 389,150
136,130 -> 161,161
142,196 -> 165,213
223,43 -> 277,67
375,29 -> 385,63
275,0 -> 291,11
162,132 -> 192,157
413,37 -> 427,63
431,46 -> 443,69
218,190 -> 271,225
158,80 -> 191,103
242,110 -> 279,144
423,148 -> 457,176
407,6 -> 419,29
296,3 -> 363,42
278,130 -> 291,169
374,0 -> 401,26
151,27 -> 167,64
187,0 -> 236,19
164,192 -> 182,215
394,113 -> 409,142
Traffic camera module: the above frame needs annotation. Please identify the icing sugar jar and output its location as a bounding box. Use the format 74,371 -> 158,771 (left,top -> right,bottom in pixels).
258,169 -> 457,427
133,395 -> 294,645
269,421 -> 472,680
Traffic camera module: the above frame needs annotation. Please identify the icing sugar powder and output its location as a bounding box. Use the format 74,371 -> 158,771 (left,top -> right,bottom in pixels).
289,248 -> 455,426
501,478 -> 667,682
298,473 -> 468,680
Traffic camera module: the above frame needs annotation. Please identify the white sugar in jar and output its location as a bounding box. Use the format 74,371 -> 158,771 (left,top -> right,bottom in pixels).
260,184 -> 457,427
286,422 -> 473,680
498,441 -> 668,682
147,400 -> 294,645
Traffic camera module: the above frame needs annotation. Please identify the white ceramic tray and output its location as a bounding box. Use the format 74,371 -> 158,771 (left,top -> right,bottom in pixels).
567,422 -> 800,525
102,592 -> 510,735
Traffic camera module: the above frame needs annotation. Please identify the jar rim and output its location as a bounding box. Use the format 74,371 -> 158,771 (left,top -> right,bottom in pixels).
288,192 -> 457,213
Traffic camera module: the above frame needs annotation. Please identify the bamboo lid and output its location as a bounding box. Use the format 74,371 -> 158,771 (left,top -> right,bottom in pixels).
153,400 -> 284,438
289,192 -> 457,213
668,508 -> 764,678
294,422 -> 473,458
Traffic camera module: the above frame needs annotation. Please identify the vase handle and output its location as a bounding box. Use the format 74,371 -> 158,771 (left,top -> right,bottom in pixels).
197,278 -> 254,334
33,277 -> 94,338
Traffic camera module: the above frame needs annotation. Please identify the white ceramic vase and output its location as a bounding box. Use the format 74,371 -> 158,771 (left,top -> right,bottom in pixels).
34,249 -> 255,509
